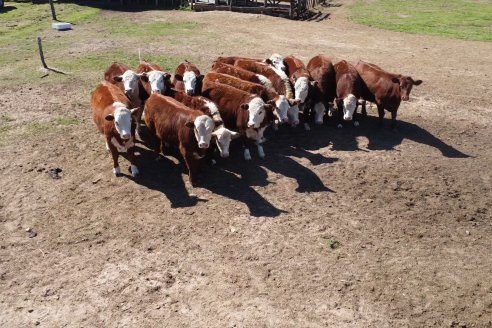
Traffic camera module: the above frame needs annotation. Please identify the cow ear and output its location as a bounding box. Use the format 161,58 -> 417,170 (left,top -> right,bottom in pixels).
130,108 -> 139,116
175,74 -> 183,81
240,103 -> 249,110
267,99 -> 276,106
231,131 -> 241,139
165,73 -> 172,81
391,77 -> 400,84
185,120 -> 194,128
105,114 -> 115,121
214,119 -> 224,127
197,75 -> 205,83
264,58 -> 273,65
311,81 -> 318,88
113,76 -> 123,82
413,79 -> 423,86
264,104 -> 274,112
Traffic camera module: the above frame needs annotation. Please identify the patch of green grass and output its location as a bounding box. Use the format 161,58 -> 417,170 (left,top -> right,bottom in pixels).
56,117 -> 80,126
26,121 -> 53,134
327,239 -> 341,250
349,0 -> 492,42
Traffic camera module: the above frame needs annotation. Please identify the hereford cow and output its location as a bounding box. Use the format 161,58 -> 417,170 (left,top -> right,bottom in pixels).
214,54 -> 286,72
211,62 -> 273,88
201,80 -> 274,160
104,62 -> 147,109
234,59 -> 299,127
144,94 -> 216,185
355,60 -> 422,129
166,88 -> 240,158
306,55 -> 337,129
284,55 -> 312,105
203,71 -> 293,125
91,81 -> 140,177
136,61 -> 172,97
333,60 -> 366,127
173,60 -> 203,96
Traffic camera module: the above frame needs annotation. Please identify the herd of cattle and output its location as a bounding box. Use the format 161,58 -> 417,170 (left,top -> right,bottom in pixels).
91,54 -> 422,185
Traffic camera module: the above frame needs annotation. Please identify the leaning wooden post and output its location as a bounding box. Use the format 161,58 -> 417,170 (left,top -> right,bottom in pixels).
37,37 -> 49,69
48,0 -> 57,21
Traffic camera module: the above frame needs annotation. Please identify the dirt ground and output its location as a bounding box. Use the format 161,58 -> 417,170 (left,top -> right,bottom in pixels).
1,2 -> 491,327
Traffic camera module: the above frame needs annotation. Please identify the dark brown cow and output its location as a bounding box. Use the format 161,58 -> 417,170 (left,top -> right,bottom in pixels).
214,54 -> 286,72
355,60 -> 422,129
204,71 -> 292,124
144,94 -> 215,185
306,55 -> 337,128
201,80 -> 274,160
173,60 -> 203,96
91,81 -> 140,177
214,56 -> 261,66
333,60 -> 366,127
136,61 -> 172,97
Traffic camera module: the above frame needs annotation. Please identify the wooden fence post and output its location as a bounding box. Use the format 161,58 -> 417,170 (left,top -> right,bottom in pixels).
48,0 -> 57,21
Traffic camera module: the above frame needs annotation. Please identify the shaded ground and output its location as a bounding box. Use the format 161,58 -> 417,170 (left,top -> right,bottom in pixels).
0,2 -> 491,327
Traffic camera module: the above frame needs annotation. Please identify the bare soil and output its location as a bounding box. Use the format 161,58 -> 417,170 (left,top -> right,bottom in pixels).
1,2 -> 491,327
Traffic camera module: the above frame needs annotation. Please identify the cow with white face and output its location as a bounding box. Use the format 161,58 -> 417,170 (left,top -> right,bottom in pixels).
173,61 -> 203,96
136,61 -> 172,98
188,114 -> 215,149
245,97 -> 269,129
91,81 -> 140,178
266,53 -> 287,73
211,126 -> 240,158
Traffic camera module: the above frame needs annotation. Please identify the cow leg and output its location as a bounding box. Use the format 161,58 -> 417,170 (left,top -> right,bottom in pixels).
180,145 -> 199,186
106,139 -> 121,176
127,146 -> 139,178
360,100 -> 367,117
377,105 -> 385,128
336,98 -> 344,128
242,136 -> 252,161
257,143 -> 265,159
390,110 -> 398,131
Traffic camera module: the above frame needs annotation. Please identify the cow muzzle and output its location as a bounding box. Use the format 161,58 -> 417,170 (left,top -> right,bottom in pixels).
281,117 -> 289,124
121,133 -> 131,140
186,89 -> 195,96
401,95 -> 409,101
220,151 -> 229,158
343,115 -> 353,121
198,142 -> 209,149
247,122 -> 255,128
151,89 -> 161,94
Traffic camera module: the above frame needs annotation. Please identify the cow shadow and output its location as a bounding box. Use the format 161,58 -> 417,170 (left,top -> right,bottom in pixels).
48,0 -> 181,11
292,113 -> 469,158
0,5 -> 16,13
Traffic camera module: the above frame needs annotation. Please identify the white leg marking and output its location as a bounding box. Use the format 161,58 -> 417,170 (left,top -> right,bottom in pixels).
130,164 -> 139,177
105,141 -> 110,151
257,144 -> 265,158
304,123 -> 311,131
113,166 -> 121,176
244,149 -> 252,161
354,121 -> 360,127
337,123 -> 343,128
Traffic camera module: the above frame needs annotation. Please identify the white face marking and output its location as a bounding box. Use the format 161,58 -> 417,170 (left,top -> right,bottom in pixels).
212,126 -> 239,158
288,104 -> 300,127
204,100 -> 219,117
294,77 -> 310,103
193,115 -> 214,149
148,71 -> 166,94
112,104 -> 134,140
121,70 -> 139,95
343,94 -> 357,121
314,102 -> 326,125
274,96 -> 289,123
183,71 -> 197,95
247,97 -> 267,128
269,54 -> 286,72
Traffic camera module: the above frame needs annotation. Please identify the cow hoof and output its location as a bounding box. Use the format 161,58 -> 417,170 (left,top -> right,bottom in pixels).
337,124 -> 343,129
211,159 -> 217,166
129,165 -> 139,177
303,123 -> 311,131
354,121 -> 360,127
113,166 -> 121,177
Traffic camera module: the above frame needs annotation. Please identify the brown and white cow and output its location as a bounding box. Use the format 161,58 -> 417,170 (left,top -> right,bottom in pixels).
214,54 -> 287,72
167,88 -> 240,158
211,62 -> 273,88
306,55 -> 337,129
91,81 -> 140,177
333,60 -> 366,127
234,59 -> 299,126
355,60 -> 422,129
173,60 -> 203,96
284,55 -> 312,105
144,94 -> 215,185
203,71 -> 293,125
104,62 -> 147,109
136,61 -> 172,97
201,80 -> 274,160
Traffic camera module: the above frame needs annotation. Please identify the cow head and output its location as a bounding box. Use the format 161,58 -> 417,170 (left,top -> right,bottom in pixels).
288,102 -> 300,127
113,70 -> 146,97
393,75 -> 422,101
294,77 -> 310,103
268,95 -> 290,124
182,71 -> 204,96
105,102 -> 138,140
265,53 -> 286,73
202,100 -> 223,125
342,94 -> 358,121
185,115 -> 214,149
212,126 -> 240,158
146,71 -> 171,94
313,102 -> 326,125
243,97 -> 272,129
